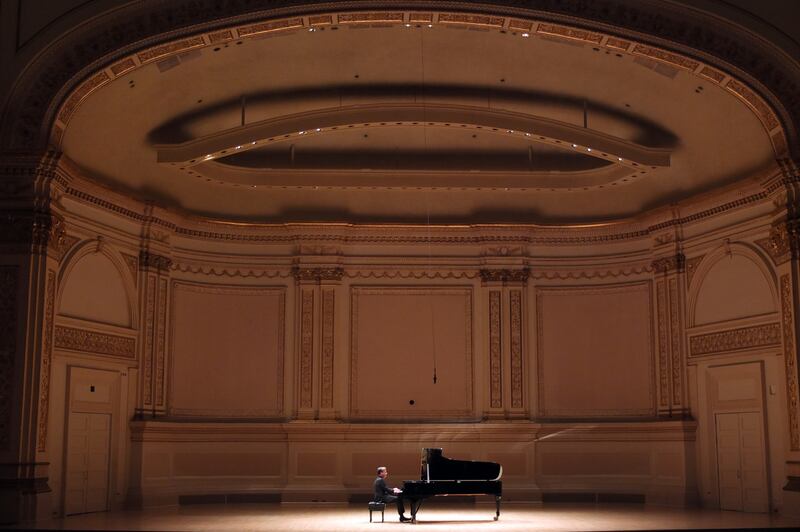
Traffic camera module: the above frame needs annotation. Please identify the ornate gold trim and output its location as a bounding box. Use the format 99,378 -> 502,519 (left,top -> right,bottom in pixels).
656,280 -> 669,408
781,274 -> 800,451
510,289 -> 523,409
142,274 -> 156,405
36,270 -> 56,452
154,277 -> 168,408
51,10 -> 787,157
320,289 -> 335,410
689,323 -> 781,356
54,325 -> 136,358
489,290 -> 502,409
293,267 -> 344,282
668,278 -> 682,406
299,289 -> 314,409
480,268 -> 530,284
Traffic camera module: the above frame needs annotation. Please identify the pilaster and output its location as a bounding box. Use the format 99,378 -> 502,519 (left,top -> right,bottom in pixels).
292,265 -> 343,421
0,152 -> 66,523
651,215 -> 689,418
136,205 -> 172,418
760,160 -> 800,497
480,267 -> 529,420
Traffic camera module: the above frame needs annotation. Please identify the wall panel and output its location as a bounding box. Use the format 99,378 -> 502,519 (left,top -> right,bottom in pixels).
350,287 -> 473,419
169,282 -> 285,418
536,282 -> 654,417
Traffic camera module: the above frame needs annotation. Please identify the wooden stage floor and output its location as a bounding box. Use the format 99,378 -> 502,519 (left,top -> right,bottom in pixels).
3,502 -> 799,531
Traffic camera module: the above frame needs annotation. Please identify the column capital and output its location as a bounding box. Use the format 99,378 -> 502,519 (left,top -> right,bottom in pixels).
479,268 -> 529,284
292,266 -> 344,282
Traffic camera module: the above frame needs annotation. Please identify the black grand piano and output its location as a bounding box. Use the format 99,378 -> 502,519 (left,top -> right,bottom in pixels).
400,448 -> 502,523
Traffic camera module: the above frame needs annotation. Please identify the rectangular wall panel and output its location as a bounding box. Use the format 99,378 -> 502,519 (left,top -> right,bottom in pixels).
536,282 -> 655,417
351,287 -> 473,419
170,282 -> 285,417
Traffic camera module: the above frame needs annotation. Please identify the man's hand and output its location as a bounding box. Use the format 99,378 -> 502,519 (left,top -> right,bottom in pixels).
392,487 -> 402,494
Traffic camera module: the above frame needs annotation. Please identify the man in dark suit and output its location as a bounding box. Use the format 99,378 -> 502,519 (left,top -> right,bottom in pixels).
373,466 -> 410,522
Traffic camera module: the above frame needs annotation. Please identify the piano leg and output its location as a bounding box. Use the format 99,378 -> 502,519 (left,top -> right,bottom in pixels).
494,495 -> 501,521
410,498 -> 423,524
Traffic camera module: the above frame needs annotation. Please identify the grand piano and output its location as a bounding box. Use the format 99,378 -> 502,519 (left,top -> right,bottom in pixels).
400,448 -> 502,523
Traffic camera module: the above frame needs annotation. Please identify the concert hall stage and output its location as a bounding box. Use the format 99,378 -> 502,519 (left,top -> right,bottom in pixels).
3,502 -> 798,532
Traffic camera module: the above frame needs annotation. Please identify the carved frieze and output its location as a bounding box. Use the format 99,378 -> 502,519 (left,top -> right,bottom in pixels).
299,289 -> 314,409
780,275 -> 800,451
320,289 -> 335,410
36,271 -> 56,452
689,323 -> 782,356
54,326 -> 136,358
489,291 -> 502,409
0,266 -> 18,450
480,268 -> 530,284
509,289 -> 523,409
293,266 -> 344,282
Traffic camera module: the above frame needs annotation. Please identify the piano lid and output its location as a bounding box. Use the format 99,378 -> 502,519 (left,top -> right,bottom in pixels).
420,448 -> 502,482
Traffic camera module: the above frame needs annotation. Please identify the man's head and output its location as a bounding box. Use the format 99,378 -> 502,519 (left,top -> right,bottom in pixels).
377,466 -> 388,478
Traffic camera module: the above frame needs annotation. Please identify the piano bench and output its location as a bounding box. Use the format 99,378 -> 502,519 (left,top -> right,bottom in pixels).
368,501 -> 386,522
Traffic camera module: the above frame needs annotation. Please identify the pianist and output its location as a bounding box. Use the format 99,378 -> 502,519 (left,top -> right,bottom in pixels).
373,466 -> 411,522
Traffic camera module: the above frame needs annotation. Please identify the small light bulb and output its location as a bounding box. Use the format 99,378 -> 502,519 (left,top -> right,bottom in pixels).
572,144 -> 577,148
522,33 -> 530,37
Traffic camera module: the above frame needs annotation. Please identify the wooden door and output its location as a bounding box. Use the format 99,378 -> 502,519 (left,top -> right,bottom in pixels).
65,412 -> 111,515
715,411 -> 768,512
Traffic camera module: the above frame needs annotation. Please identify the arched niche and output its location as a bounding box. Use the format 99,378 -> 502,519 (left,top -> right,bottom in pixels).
689,243 -> 777,327
57,240 -> 137,329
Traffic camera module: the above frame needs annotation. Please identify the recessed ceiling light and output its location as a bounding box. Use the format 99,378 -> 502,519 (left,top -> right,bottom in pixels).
315,128 -> 321,132
522,33 -> 530,37
235,145 -> 242,149
618,157 -> 623,161
587,147 -> 592,152
572,144 -> 577,148
427,24 -> 433,28
405,23 -> 411,27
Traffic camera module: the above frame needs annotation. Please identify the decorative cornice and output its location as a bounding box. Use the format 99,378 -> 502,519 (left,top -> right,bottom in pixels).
293,266 -> 344,282
480,268 -> 530,284
54,325 -> 136,358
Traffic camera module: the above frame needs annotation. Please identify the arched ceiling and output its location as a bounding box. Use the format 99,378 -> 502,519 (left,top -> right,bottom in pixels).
55,7 -> 783,223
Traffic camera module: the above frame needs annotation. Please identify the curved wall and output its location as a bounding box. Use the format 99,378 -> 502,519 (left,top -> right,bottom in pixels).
30,156 -> 793,514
